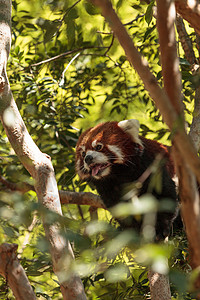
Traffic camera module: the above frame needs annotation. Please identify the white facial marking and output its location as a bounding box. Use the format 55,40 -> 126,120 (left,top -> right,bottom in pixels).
107,145 -> 124,163
80,145 -> 86,151
118,119 -> 143,147
92,140 -> 97,148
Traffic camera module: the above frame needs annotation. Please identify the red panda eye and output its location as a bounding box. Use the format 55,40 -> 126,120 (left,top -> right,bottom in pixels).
82,151 -> 86,158
95,144 -> 103,151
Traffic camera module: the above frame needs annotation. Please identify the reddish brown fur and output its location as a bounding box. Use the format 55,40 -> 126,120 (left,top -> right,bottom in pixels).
76,121 -> 174,178
76,121 -> 140,162
140,136 -> 175,178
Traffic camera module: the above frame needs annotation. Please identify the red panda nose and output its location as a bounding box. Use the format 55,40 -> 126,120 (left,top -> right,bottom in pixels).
85,155 -> 93,165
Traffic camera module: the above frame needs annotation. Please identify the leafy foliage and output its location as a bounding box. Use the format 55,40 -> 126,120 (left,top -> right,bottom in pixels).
0,0 -> 199,299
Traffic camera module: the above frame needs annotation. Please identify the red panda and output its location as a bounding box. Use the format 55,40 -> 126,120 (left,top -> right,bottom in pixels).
75,119 -> 178,240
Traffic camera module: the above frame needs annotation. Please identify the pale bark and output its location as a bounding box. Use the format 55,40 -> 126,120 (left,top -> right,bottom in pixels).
0,1 -> 86,299
0,243 -> 36,300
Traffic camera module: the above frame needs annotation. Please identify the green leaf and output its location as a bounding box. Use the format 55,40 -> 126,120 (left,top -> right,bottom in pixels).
67,20 -> 76,48
145,1 -> 155,25
116,0 -> 123,9
132,4 -> 142,10
84,2 -> 100,15
68,7 -> 79,20
143,24 -> 156,41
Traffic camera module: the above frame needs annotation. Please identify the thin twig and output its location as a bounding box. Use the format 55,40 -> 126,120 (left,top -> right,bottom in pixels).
30,46 -> 107,67
104,34 -> 115,55
123,14 -> 145,26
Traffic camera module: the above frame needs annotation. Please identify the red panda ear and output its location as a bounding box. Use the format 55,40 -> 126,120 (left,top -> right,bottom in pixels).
118,119 -> 143,148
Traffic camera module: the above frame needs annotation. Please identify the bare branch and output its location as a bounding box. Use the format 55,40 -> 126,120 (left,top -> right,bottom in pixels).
172,146 -> 200,293
59,190 -> 105,208
0,1 -> 86,299
0,243 -> 37,300
156,0 -> 183,114
104,34 -> 115,55
189,85 -> 200,150
156,0 -> 200,291
175,0 -> 200,36
196,33 -> 200,60
175,16 -> 200,152
176,14 -> 197,65
0,175 -> 105,209
150,2 -> 181,298
123,14 -> 145,26
0,175 -> 35,193
30,47 -> 107,68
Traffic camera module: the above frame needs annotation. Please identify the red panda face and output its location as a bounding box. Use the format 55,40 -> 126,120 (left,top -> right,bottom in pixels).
75,120 -> 143,181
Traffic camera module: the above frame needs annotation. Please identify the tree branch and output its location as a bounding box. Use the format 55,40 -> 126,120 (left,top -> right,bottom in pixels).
175,0 -> 200,36
156,0 -> 200,293
156,0 -> 183,114
176,14 -> 197,66
175,15 -> 200,152
152,1 -> 181,298
0,175 -> 105,209
0,243 -> 37,300
0,1 -> 86,299
30,46 -> 107,68
189,85 -> 200,151
0,175 -> 35,193
59,190 -> 105,208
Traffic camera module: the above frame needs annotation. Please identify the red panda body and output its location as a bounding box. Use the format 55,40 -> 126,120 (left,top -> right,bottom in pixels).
75,120 -> 178,240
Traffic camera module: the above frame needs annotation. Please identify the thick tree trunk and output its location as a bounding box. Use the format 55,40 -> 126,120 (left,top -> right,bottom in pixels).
0,1 -> 86,299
